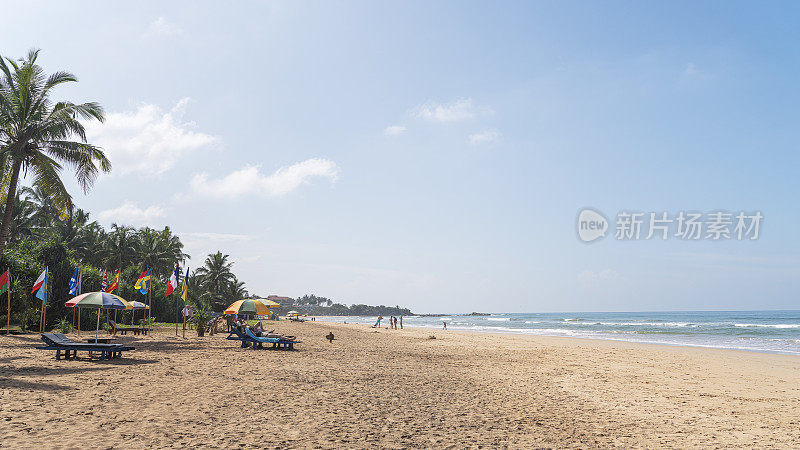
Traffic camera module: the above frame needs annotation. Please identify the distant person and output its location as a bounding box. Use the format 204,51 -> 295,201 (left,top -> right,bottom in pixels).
372,316 -> 383,328
326,331 -> 335,343
400,315 -> 403,329
443,321 -> 447,330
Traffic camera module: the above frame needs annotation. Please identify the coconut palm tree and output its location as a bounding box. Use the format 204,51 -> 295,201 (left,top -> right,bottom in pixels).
0,49 -> 110,256
104,224 -> 137,270
195,251 -> 236,311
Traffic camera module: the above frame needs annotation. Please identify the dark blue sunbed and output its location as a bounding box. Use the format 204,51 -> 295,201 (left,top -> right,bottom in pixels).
226,327 -> 300,350
36,332 -> 135,360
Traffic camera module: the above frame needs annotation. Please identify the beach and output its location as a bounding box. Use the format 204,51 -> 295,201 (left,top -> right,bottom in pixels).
2,321 -> 800,448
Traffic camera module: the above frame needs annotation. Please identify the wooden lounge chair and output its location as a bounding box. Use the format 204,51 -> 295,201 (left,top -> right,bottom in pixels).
109,320 -> 148,336
36,332 -> 135,360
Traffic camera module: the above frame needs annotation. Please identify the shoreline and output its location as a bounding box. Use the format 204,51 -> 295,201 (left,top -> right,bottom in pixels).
313,317 -> 800,357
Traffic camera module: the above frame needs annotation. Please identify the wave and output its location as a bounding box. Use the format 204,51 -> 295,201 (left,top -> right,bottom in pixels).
486,317 -> 510,321
733,323 -> 800,329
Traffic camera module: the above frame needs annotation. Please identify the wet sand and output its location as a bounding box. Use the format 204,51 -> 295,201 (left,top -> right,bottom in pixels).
1,320 -> 799,448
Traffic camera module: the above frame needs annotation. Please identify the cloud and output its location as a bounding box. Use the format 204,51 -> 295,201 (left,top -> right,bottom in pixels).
468,129 -> 500,145
143,17 -> 182,38
412,98 -> 483,122
383,125 -> 406,136
85,98 -> 219,176
190,158 -> 339,199
98,201 -> 165,225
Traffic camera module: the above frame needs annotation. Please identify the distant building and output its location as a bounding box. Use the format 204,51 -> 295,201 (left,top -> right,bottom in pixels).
267,295 -> 293,302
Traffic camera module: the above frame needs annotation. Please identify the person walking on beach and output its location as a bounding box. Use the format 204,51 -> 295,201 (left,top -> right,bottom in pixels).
399,315 -> 403,329
443,321 -> 447,330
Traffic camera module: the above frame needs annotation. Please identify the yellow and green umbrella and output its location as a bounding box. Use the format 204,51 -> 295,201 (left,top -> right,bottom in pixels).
224,299 -> 272,316
253,298 -> 280,308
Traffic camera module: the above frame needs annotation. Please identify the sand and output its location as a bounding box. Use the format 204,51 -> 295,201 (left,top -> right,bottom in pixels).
1,320 -> 800,448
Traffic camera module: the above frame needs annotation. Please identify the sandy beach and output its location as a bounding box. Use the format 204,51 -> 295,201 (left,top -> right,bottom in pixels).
1,321 -> 800,448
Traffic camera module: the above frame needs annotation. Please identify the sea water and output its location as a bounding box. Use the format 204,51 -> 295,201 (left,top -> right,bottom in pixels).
319,311 -> 800,355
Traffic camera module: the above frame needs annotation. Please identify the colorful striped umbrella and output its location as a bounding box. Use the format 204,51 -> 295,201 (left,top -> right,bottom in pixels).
66,292 -> 131,310
224,299 -> 272,316
65,292 -> 132,340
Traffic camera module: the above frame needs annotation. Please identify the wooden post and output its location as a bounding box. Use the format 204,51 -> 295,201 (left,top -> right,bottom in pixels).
6,274 -> 10,335
77,307 -> 80,336
175,291 -> 179,336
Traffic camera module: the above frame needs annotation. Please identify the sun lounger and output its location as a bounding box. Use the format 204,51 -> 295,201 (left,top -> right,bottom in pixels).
109,320 -> 148,336
226,327 -> 300,350
36,333 -> 135,360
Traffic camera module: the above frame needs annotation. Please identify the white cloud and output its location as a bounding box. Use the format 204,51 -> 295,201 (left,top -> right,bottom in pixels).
468,129 -> 500,145
143,17 -> 182,38
85,98 -> 219,176
190,158 -> 339,199
412,98 -> 478,122
98,201 -> 165,225
383,125 -> 406,136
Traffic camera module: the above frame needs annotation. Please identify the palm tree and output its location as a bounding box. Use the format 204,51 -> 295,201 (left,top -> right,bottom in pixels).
3,192 -> 36,242
0,49 -> 110,256
195,251 -> 236,311
104,224 -> 137,270
223,277 -> 248,305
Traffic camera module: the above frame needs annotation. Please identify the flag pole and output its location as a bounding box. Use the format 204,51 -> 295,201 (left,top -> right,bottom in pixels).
175,266 -> 179,336
6,271 -> 10,336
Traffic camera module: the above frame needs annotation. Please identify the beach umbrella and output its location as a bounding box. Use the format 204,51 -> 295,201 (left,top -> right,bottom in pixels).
224,299 -> 272,316
252,298 -> 281,308
128,301 -> 149,326
65,292 -> 131,340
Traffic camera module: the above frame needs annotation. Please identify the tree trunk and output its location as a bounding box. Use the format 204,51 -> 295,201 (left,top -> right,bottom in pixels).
0,158 -> 23,256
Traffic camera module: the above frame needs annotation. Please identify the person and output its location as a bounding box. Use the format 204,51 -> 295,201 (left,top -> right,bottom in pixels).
394,316 -> 398,329
443,321 -> 447,330
372,316 -> 383,328
252,321 -> 265,333
400,315 -> 403,329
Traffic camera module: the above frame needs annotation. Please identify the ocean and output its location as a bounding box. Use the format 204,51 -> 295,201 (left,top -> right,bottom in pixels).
319,311 -> 800,355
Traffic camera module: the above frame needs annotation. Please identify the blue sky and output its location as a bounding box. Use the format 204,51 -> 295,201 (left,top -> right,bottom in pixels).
2,1 -> 799,312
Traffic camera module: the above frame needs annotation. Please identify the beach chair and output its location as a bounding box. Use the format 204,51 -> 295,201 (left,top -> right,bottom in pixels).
35,333 -> 135,360
244,327 -> 300,350
226,327 -> 300,350
109,320 -> 147,336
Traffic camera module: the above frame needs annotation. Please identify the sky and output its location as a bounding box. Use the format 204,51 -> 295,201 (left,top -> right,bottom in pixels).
2,1 -> 799,313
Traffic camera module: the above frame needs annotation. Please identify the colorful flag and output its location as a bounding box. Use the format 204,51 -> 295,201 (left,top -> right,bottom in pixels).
166,264 -> 180,297
107,270 -> 120,293
31,268 -> 47,293
68,268 -> 82,295
100,269 -> 108,292
34,268 -> 48,305
180,267 -> 189,302
135,268 -> 151,294
0,270 -> 10,295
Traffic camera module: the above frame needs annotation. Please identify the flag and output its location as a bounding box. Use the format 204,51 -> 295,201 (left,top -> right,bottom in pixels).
68,268 -> 82,295
0,270 -> 10,295
107,270 -> 120,293
33,267 -> 48,305
100,269 -> 108,292
180,267 -> 189,302
31,268 -> 47,293
166,264 -> 180,297
135,268 -> 151,294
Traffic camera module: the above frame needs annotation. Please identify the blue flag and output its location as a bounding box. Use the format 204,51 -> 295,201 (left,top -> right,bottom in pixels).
68,268 -> 80,296
35,268 -> 48,305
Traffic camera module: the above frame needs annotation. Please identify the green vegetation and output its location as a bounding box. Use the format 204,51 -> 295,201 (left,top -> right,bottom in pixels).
270,294 -> 413,317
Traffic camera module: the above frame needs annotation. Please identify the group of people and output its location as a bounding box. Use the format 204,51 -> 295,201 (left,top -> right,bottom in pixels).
372,315 -> 403,329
